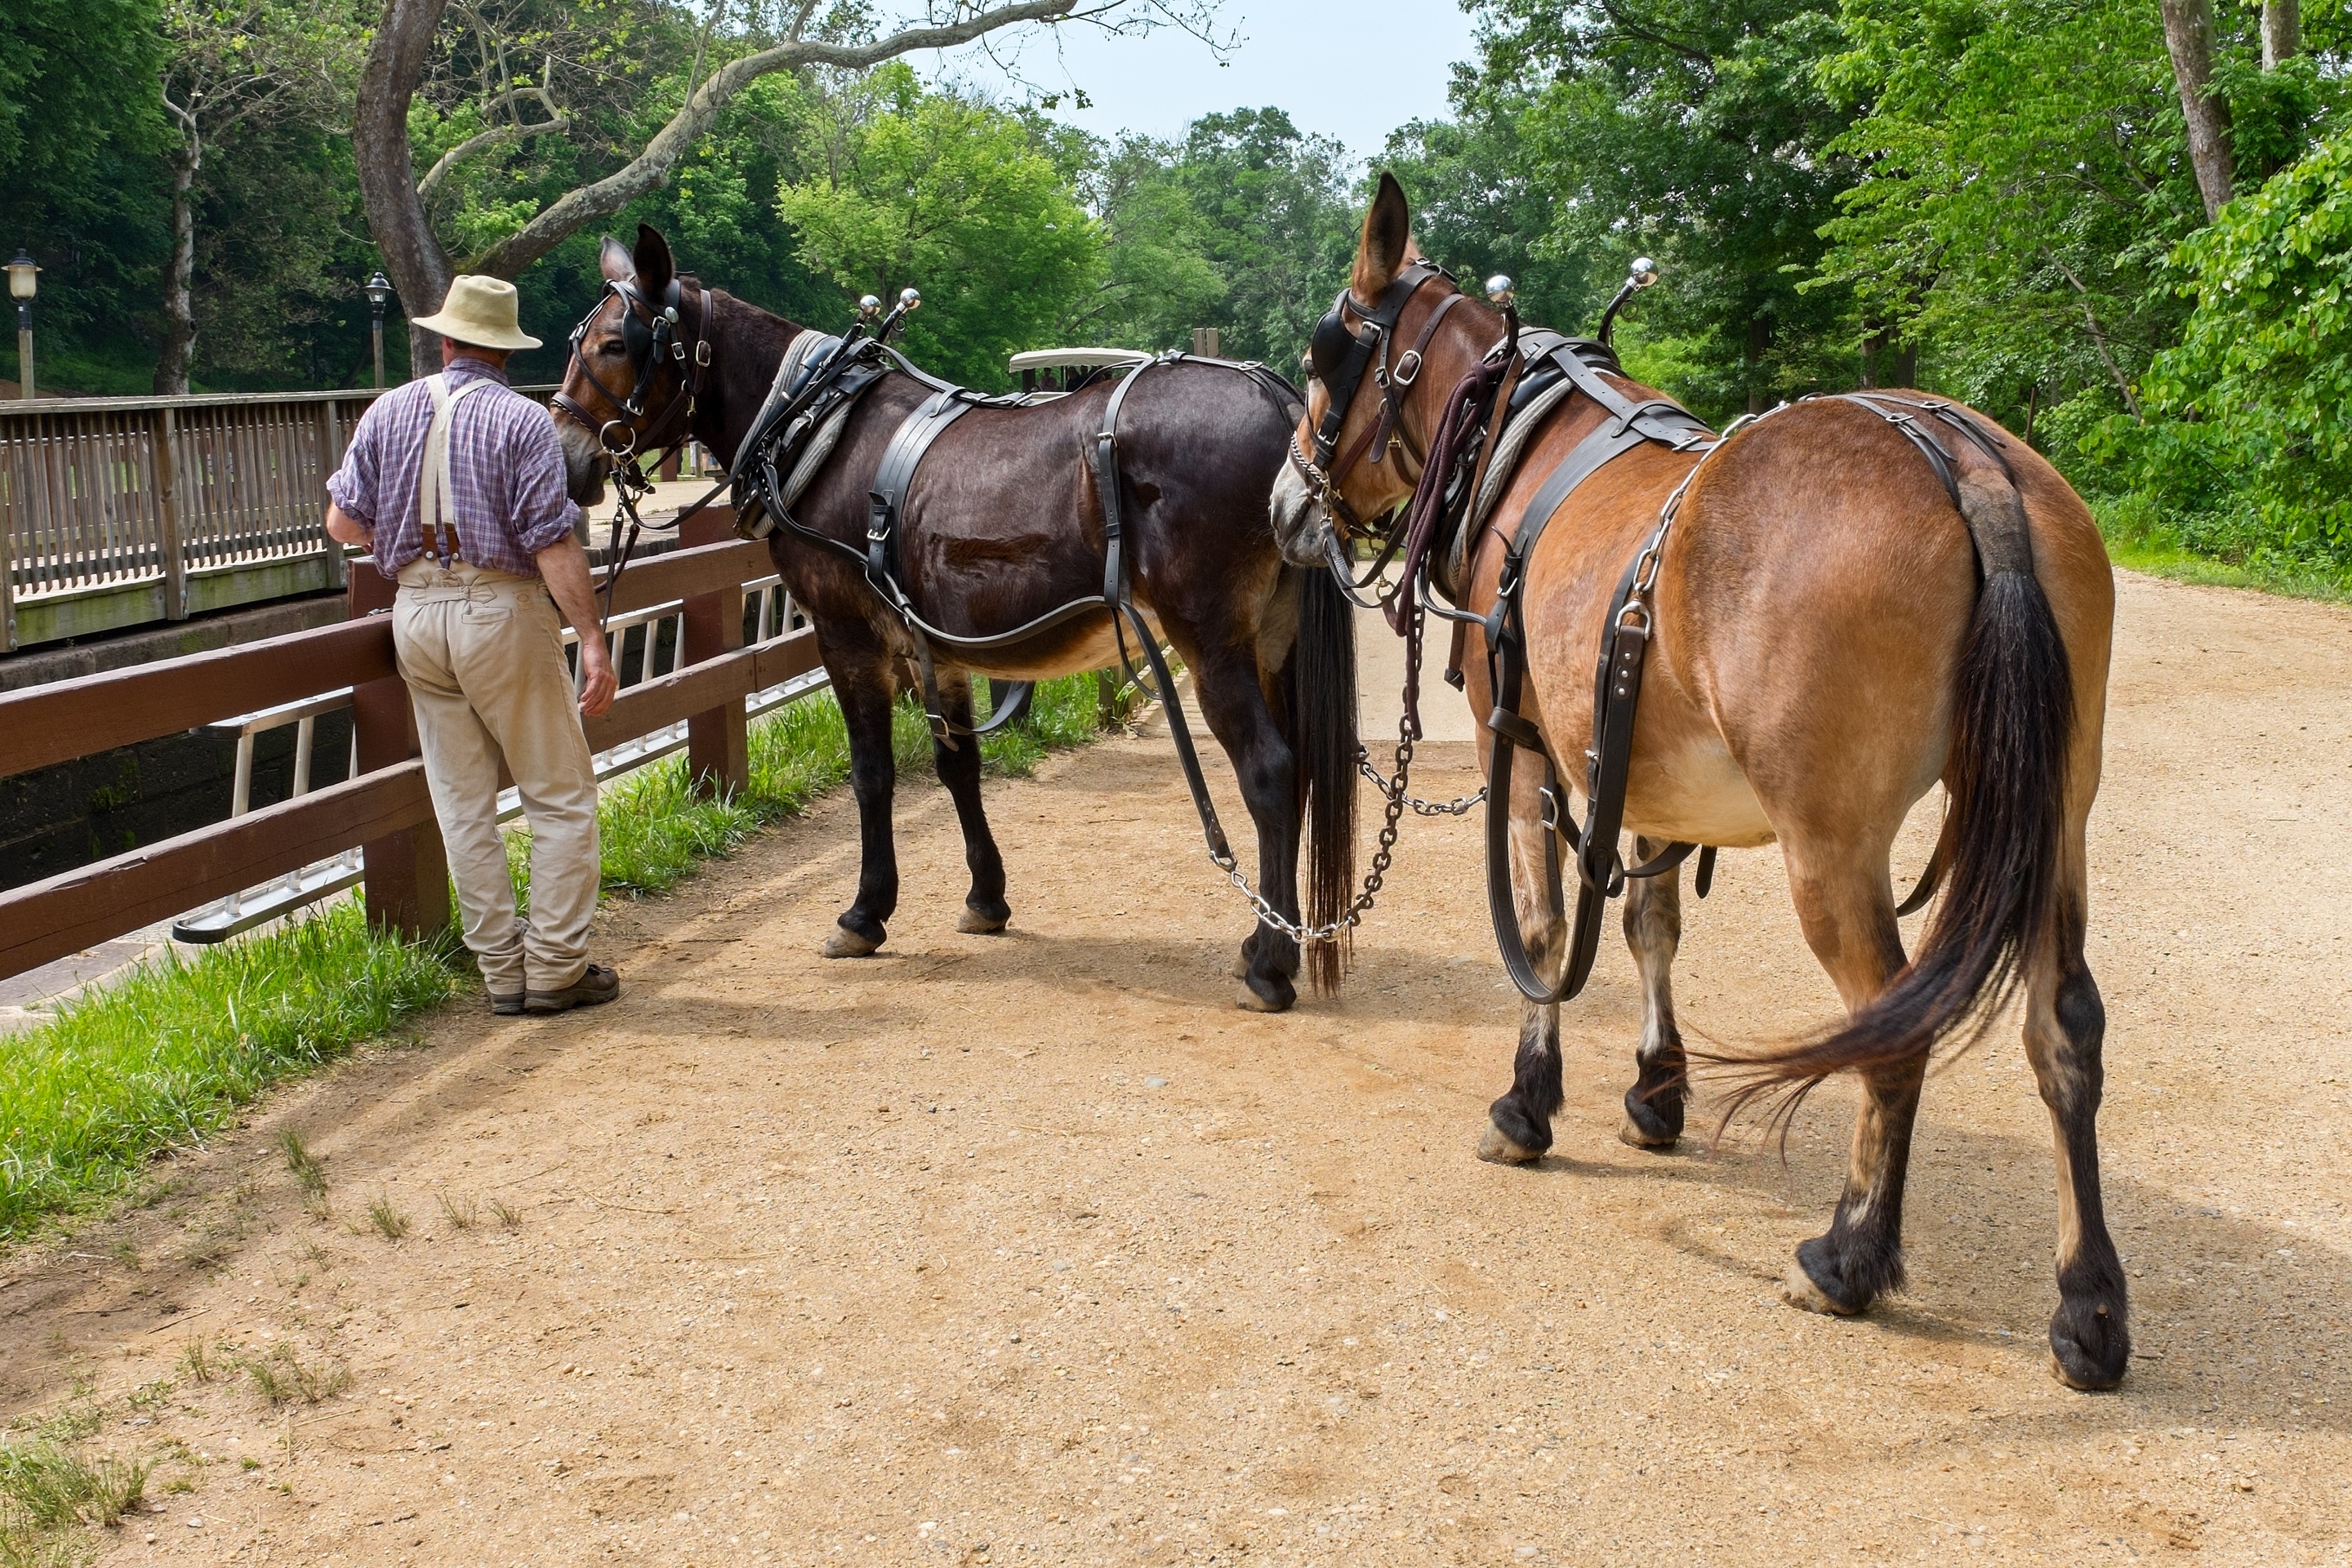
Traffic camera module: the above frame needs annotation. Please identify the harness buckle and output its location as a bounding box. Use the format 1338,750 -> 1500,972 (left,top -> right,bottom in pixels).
1392,348 -> 1423,386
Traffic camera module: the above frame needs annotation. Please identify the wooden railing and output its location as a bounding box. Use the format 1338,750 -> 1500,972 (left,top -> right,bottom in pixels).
0,384 -> 561,652
0,510 -> 815,983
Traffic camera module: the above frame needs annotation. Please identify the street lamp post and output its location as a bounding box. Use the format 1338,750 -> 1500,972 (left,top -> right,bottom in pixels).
7,250 -> 38,400
364,270 -> 392,389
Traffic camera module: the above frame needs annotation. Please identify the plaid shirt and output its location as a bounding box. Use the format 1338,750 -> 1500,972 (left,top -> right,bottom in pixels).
327,359 -> 580,578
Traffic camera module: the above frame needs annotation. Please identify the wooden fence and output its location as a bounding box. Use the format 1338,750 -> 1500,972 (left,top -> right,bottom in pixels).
0,510 -> 816,984
0,384 -> 568,653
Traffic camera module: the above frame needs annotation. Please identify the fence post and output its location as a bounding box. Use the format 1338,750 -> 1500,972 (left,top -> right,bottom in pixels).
316,400 -> 349,592
679,506 -> 749,798
154,406 -> 189,620
0,446 -> 14,652
348,559 -> 448,939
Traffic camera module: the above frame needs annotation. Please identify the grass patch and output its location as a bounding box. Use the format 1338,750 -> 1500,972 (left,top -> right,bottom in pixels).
2096,496 -> 2352,604
2,667 -> 1134,1248
0,906 -> 461,1244
0,1436 -> 151,1563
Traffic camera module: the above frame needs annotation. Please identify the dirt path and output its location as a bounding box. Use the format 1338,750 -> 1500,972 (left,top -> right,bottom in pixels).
5,570 -> 2350,1566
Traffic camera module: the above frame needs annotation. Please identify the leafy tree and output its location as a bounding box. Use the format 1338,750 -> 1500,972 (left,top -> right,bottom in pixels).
0,0 -> 170,388
777,65 -> 1098,385
1443,0 -> 1860,418
1165,108 -> 1357,366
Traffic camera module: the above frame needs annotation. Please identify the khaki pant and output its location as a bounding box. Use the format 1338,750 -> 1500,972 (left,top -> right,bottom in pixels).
392,559 -> 599,995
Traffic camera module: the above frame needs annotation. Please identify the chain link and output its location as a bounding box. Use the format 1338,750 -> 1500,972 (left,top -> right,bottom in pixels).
1357,751 -> 1485,816
1209,600 -> 1437,944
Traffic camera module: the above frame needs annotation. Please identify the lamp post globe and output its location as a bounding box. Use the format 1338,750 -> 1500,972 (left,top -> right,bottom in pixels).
7,250 -> 38,400
365,270 -> 391,390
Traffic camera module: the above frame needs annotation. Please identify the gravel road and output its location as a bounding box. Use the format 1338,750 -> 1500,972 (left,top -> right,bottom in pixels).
2,568 -> 2348,1566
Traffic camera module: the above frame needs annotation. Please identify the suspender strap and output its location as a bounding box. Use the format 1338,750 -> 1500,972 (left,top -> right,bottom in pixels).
419,373 -> 492,568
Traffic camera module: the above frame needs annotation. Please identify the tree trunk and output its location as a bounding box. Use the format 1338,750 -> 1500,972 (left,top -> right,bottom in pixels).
154,144 -> 199,396
2161,0 -> 2236,221
2262,0 -> 2299,68
354,0 -> 456,377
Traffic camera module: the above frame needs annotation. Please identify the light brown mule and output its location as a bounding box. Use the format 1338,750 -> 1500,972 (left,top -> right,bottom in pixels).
1270,175 -> 2127,1389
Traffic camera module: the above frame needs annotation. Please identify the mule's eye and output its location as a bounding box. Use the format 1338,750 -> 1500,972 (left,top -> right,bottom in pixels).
598,341 -> 626,358
1299,349 -> 1317,382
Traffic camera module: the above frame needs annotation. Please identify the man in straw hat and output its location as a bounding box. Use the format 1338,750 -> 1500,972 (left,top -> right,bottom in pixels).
324,274 -> 621,1014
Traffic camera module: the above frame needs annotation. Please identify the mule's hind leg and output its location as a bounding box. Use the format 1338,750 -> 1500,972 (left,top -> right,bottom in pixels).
1779,843 -> 1920,1316
1480,768 -> 1567,1165
1619,837 -> 1687,1149
932,673 -> 1012,933
1186,646 -> 1301,1013
824,635 -> 901,959
2025,841 -> 2129,1388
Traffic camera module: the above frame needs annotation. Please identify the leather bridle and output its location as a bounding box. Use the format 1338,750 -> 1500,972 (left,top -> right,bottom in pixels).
550,275 -> 714,465
1287,261 -> 1456,537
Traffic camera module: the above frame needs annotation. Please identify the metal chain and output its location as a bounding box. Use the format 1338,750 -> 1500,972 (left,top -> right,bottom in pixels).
1357,750 -> 1484,816
1209,599 -> 1430,945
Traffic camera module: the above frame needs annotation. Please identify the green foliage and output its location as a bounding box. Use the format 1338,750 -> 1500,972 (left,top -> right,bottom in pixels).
2127,123 -> 2352,572
777,65 -> 1100,387
1813,0 -> 2203,445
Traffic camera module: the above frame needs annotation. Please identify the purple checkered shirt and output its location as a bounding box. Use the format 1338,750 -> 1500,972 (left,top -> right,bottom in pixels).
327,358 -> 581,579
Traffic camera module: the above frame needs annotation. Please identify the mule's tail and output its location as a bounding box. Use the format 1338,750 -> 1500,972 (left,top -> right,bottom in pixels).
1290,564 -> 1359,994
1716,475 -> 2074,1129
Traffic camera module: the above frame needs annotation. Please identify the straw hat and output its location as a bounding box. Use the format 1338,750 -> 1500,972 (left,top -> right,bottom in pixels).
411,274 -> 541,351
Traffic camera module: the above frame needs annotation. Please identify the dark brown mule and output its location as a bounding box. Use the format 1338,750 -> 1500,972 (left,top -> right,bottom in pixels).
1271,179 -> 2127,1388
556,226 -> 1358,1011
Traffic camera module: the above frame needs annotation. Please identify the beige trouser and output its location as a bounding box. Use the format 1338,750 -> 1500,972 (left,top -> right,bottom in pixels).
392,558 -> 599,995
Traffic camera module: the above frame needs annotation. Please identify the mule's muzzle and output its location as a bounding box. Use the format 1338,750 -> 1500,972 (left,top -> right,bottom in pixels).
558,418 -> 612,506
1268,463 -> 1332,568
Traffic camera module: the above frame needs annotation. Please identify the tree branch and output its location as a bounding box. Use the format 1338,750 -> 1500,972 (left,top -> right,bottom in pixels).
2052,258 -> 2143,423
469,0 -> 1110,277
416,87 -> 570,204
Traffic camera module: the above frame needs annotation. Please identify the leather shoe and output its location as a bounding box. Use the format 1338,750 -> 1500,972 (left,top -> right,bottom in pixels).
524,964 -> 621,1014
490,992 -> 526,1016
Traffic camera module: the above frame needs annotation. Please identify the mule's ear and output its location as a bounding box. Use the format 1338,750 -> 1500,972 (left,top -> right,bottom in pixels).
1352,172 -> 1412,301
633,223 -> 675,298
599,234 -> 635,283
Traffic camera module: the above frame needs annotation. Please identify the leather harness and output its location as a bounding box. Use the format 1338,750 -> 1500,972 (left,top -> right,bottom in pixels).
1305,270 -> 2015,1004
733,323 -> 1303,868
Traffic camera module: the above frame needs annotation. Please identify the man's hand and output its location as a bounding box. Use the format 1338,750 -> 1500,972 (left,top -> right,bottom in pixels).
575,636 -> 618,719
535,532 -> 618,719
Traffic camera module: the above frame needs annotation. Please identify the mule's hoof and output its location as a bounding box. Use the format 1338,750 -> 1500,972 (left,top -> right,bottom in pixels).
1617,1116 -> 1679,1151
1477,1122 -> 1544,1165
1235,978 -> 1294,1013
2047,1302 -> 2131,1391
822,924 -> 881,959
957,904 -> 1009,935
1781,1239 -> 1872,1317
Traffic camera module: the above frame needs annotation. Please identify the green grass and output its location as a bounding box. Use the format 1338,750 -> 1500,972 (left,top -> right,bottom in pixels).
0,1436 -> 153,1564
0,906 -> 461,1242
2095,496 -> 2352,604
2,669 -> 1134,1246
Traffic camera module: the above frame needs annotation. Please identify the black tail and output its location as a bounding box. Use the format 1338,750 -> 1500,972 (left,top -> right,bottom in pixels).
1290,564 -> 1359,994
1715,500 -> 2074,1129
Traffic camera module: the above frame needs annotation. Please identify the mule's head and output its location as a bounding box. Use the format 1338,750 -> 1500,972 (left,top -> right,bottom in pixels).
552,223 -> 700,506
1269,172 -> 1428,567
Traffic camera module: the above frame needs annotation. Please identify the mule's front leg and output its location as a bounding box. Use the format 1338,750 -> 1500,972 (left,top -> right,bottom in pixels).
1619,836 -> 1689,1148
825,646 -> 900,958
935,673 -> 1011,933
1480,770 -> 1566,1164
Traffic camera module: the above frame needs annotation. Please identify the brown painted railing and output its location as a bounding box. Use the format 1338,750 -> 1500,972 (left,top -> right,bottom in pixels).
0,510 -> 813,983
0,384 -> 559,652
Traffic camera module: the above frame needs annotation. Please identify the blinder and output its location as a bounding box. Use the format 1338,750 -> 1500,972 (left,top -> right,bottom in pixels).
552,274 -> 702,459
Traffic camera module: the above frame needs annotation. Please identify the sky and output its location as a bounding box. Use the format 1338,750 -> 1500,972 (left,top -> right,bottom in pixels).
927,1 -> 1485,163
